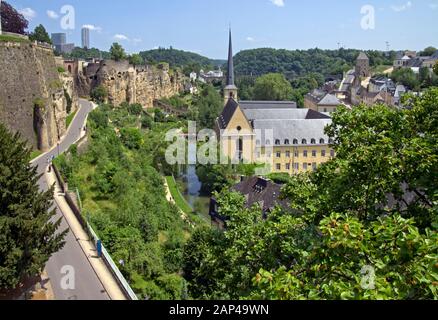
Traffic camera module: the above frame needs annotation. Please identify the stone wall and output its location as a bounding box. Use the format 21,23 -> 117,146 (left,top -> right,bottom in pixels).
0,41 -> 77,151
86,60 -> 185,108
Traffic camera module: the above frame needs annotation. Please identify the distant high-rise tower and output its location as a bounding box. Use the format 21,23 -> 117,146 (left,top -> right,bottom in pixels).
81,27 -> 90,49
223,29 -> 238,104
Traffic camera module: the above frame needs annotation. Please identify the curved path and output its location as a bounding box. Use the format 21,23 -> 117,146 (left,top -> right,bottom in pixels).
32,99 -> 110,300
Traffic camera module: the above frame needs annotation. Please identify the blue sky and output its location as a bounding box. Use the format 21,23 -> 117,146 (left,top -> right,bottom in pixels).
7,0 -> 438,58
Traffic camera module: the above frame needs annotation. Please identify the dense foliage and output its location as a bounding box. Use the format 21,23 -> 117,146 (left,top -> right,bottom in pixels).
390,67 -> 438,90
139,47 -> 225,71
28,24 -> 51,44
0,1 -> 28,35
183,89 -> 438,300
253,73 -> 293,101
0,124 -> 66,288
234,48 -> 393,79
63,47 -> 111,60
54,103 -> 194,299
91,85 -> 108,103
110,42 -> 127,61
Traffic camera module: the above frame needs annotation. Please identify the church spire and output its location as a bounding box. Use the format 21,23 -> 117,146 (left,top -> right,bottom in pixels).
227,28 -> 235,86
224,28 -> 238,104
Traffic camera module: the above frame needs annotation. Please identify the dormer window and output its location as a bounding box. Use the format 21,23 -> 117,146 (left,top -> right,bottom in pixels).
284,139 -> 290,145
320,139 -> 325,144
293,139 -> 298,145
275,139 -> 281,145
266,139 -> 271,146
302,139 -> 307,145
256,139 -> 261,146
311,139 -> 316,144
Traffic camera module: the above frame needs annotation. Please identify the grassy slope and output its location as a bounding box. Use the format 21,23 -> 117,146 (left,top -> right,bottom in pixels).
165,176 -> 193,215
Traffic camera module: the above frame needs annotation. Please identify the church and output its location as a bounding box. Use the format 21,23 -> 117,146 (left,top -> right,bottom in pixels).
215,31 -> 335,175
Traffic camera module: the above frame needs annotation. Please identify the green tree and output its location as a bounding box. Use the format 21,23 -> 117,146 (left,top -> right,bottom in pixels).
120,127 -> 143,149
195,86 -> 222,128
0,124 -> 66,288
129,54 -> 144,66
110,42 -> 127,61
253,73 -> 293,101
28,24 -> 52,44
91,85 -> 108,103
419,46 -> 437,57
391,68 -> 420,90
183,89 -> 438,300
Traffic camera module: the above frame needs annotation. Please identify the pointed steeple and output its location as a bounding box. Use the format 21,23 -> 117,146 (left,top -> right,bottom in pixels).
224,28 -> 238,104
227,29 -> 235,86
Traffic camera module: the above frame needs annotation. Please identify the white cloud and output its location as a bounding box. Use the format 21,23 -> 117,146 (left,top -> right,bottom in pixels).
132,38 -> 142,44
83,24 -> 102,33
114,34 -> 129,41
429,3 -> 438,9
270,0 -> 285,7
46,10 -> 59,19
391,1 -> 412,12
246,37 -> 255,42
19,8 -> 36,20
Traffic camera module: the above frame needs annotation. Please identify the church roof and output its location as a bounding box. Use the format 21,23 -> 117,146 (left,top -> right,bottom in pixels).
217,98 -> 239,130
318,94 -> 341,106
357,52 -> 369,60
239,100 -> 297,110
252,119 -> 332,147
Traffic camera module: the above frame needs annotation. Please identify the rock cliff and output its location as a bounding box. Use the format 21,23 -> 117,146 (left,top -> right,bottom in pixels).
85,60 -> 185,108
0,41 -> 77,151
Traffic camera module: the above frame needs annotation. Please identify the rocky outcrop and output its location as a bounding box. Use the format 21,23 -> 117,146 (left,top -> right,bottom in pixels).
0,41 -> 76,151
87,60 -> 185,108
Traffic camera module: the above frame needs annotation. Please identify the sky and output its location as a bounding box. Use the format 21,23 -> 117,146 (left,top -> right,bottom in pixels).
6,0 -> 438,58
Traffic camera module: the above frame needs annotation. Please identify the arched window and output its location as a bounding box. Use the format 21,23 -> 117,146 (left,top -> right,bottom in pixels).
329,138 -> 334,144
293,139 -> 299,145
302,139 -> 307,145
266,139 -> 271,146
320,138 -> 325,144
275,139 -> 281,145
311,139 -> 316,144
284,139 -> 290,145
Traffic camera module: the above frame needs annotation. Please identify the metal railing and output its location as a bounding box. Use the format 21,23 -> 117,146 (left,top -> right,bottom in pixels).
52,163 -> 138,300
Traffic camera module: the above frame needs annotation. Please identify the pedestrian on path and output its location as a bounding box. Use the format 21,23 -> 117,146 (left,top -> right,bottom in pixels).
47,157 -> 52,173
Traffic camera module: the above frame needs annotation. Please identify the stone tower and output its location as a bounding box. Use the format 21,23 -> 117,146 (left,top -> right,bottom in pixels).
355,52 -> 370,78
223,29 -> 238,104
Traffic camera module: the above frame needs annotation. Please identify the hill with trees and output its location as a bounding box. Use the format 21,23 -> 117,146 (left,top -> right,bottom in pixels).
234,48 -> 394,79
139,47 -> 225,73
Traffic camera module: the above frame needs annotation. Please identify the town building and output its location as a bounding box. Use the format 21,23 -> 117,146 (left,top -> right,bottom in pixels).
51,33 -> 75,54
209,176 -> 289,228
216,30 -> 334,175
81,27 -> 90,49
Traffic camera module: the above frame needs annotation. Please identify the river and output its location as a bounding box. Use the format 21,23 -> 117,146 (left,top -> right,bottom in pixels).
176,165 -> 211,223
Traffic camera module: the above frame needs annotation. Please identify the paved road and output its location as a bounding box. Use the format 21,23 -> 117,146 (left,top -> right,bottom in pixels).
32,99 -> 110,300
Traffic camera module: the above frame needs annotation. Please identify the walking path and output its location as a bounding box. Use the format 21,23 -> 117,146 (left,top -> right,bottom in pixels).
45,169 -> 126,300
30,99 -> 126,300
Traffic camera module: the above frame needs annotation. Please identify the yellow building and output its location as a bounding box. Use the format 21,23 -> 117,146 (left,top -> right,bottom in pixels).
216,30 -> 334,175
